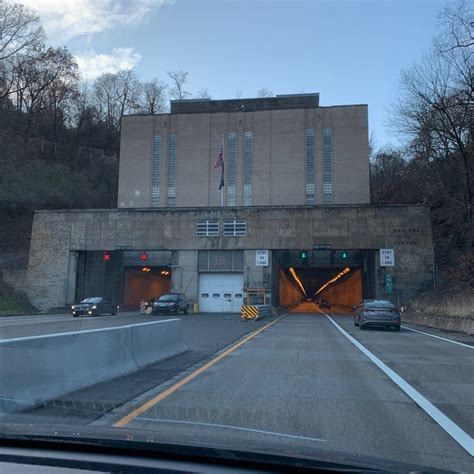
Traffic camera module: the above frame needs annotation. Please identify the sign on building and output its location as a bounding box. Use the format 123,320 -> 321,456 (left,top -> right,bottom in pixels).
256,250 -> 269,267
379,248 -> 395,267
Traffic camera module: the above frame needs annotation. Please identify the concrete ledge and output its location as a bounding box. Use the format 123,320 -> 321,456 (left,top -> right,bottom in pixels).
0,319 -> 186,414
402,311 -> 474,336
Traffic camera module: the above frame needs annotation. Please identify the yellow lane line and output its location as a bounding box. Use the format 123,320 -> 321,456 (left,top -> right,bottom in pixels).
113,315 -> 285,428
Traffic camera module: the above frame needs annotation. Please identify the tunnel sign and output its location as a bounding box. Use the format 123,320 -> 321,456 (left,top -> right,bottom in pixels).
379,248 -> 395,267
256,250 -> 269,267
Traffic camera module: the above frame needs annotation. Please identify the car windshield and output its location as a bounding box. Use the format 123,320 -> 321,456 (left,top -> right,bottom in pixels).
1,1 -> 473,472
159,294 -> 178,301
80,297 -> 102,304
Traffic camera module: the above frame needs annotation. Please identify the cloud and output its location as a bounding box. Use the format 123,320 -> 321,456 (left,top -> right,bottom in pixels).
14,0 -> 172,43
75,47 -> 142,80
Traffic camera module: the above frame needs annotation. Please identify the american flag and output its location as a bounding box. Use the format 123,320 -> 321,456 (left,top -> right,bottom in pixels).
214,145 -> 224,168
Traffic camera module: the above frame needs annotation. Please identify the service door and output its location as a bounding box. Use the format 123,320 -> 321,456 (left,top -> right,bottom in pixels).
199,273 -> 244,313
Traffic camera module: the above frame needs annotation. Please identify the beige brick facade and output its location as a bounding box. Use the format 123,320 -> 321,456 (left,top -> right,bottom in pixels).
117,95 -> 369,208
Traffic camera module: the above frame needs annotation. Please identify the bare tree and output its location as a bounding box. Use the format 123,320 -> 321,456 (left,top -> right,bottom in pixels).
167,70 -> 189,100
13,47 -> 79,134
435,0 -> 473,54
93,69 -> 141,131
390,4 -> 473,225
141,77 -> 167,114
0,2 -> 44,99
196,88 -> 211,99
0,2 -> 44,61
257,88 -> 273,98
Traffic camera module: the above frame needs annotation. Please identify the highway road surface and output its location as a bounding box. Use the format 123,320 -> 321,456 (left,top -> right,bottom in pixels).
1,303 -> 473,471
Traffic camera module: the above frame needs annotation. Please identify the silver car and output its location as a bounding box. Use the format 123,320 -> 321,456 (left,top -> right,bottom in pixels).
354,300 -> 401,331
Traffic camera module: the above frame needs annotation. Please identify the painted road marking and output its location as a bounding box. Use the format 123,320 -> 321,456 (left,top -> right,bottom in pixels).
0,319 -> 179,344
135,417 -> 327,443
113,316 -> 285,428
401,325 -> 473,349
320,310 -> 474,456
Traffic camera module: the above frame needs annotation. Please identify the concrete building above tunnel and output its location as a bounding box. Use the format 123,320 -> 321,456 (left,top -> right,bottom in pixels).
26,205 -> 434,312
22,93 -> 434,312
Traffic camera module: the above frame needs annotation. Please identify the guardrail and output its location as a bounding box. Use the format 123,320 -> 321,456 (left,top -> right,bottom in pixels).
241,305 -> 270,321
0,319 -> 186,414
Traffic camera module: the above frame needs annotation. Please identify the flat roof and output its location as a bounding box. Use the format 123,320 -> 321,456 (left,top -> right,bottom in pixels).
170,93 -> 320,114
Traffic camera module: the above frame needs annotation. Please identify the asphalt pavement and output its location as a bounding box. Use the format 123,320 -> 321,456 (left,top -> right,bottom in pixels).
1,304 -> 473,471
101,304 -> 473,471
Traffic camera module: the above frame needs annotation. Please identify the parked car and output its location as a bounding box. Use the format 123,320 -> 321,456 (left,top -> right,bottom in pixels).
354,299 -> 400,331
152,293 -> 189,315
71,297 -> 118,317
319,299 -> 331,309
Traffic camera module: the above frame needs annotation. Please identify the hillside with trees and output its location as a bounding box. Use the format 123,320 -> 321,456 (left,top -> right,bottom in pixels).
0,2 -> 189,271
0,1 -> 472,313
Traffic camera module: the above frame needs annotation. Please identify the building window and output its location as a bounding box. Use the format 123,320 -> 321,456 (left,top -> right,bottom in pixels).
198,250 -> 244,272
227,132 -> 237,206
243,131 -> 253,206
196,220 -> 219,237
151,134 -> 161,206
306,128 -> 315,204
167,133 -> 177,207
323,128 -> 332,203
223,219 -> 246,236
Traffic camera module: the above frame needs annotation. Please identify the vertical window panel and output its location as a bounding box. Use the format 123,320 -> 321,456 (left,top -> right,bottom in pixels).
306,128 -> 315,204
151,134 -> 161,206
323,128 -> 332,203
243,131 -> 253,206
227,132 -> 237,206
167,133 -> 176,207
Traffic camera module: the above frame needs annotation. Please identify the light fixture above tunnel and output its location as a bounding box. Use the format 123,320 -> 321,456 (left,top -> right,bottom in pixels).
314,267 -> 350,296
289,267 -> 308,298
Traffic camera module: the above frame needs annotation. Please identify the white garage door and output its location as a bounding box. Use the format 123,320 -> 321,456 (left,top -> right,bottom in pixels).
199,273 -> 244,313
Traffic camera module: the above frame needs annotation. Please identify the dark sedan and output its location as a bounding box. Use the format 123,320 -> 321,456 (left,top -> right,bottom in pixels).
152,293 -> 189,315
354,299 -> 400,331
319,299 -> 331,309
71,297 -> 118,317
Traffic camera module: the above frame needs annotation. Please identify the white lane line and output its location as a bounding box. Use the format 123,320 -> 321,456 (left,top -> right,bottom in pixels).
135,417 -> 327,443
0,318 -> 180,344
401,325 -> 473,349
320,311 -> 474,457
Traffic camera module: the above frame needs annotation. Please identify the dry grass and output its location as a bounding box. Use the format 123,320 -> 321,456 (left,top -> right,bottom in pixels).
411,297 -> 474,318
0,280 -> 37,316
409,279 -> 474,319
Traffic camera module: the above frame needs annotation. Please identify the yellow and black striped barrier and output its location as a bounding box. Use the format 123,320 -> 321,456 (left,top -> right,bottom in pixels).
241,305 -> 269,321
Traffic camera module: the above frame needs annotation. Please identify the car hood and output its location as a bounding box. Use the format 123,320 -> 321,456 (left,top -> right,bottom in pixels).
0,423 -> 448,472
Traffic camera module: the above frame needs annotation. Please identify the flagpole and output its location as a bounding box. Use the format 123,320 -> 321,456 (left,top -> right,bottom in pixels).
220,134 -> 224,207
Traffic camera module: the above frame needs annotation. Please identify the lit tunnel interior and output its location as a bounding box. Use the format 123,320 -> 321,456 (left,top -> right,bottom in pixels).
279,266 -> 363,309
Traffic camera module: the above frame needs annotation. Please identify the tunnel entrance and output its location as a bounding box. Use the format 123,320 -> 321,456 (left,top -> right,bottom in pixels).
75,250 -> 173,308
123,266 -> 172,307
273,249 -> 376,310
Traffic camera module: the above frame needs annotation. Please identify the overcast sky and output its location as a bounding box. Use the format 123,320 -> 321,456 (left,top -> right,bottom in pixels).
16,0 -> 450,147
